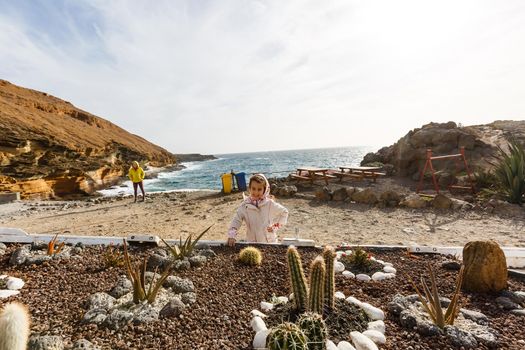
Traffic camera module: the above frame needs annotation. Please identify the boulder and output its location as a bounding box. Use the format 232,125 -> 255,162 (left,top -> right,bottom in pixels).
332,187 -> 348,201
351,188 -> 378,205
432,194 -> 453,209
28,335 -> 64,350
379,190 -> 401,207
462,240 -> 507,293
400,194 -> 427,208
315,187 -> 333,201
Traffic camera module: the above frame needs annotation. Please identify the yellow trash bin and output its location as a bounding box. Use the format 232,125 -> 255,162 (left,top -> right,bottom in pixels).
221,173 -> 233,194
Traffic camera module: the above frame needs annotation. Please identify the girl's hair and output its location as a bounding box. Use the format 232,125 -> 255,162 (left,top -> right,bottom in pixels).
249,174 -> 266,189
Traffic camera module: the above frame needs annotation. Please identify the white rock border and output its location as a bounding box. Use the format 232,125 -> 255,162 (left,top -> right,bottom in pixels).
336,250 -> 397,282
251,292 -> 386,350
0,275 -> 24,299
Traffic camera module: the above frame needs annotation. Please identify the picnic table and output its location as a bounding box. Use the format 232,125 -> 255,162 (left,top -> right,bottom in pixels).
333,166 -> 385,182
290,167 -> 337,185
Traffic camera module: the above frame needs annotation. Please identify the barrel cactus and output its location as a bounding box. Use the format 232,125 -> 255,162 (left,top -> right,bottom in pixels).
267,322 -> 308,350
308,256 -> 326,314
297,312 -> 328,350
239,246 -> 263,266
287,246 -> 308,313
322,246 -> 336,314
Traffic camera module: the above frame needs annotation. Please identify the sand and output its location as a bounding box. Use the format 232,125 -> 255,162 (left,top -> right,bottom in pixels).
1,190 -> 524,248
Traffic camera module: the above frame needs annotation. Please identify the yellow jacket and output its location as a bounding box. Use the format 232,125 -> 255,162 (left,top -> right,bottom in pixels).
128,167 -> 145,183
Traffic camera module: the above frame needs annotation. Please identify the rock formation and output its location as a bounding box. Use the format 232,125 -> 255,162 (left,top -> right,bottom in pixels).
0,80 -> 178,198
462,240 -> 507,293
361,121 -> 525,178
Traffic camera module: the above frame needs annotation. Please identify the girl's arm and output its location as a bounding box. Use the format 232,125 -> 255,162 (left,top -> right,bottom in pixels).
270,201 -> 289,228
228,205 -> 244,238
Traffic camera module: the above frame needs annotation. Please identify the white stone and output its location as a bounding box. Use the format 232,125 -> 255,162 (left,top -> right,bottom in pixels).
367,320 -> 385,334
336,251 -> 344,259
289,293 -> 294,300
350,331 -> 379,350
6,277 -> 24,290
382,262 -> 393,267
345,296 -> 362,307
370,256 -> 376,261
0,275 -> 7,279
375,259 -> 384,264
251,309 -> 267,318
0,290 -> 20,298
326,340 -> 338,350
383,273 -> 396,279
371,272 -> 386,281
260,301 -> 274,312
383,266 -> 396,274
277,296 -> 288,304
335,291 -> 346,299
253,329 -> 269,349
356,274 -> 371,282
345,250 -> 353,255
362,330 -> 386,344
342,271 -> 355,279
335,261 -> 345,273
337,341 -> 357,350
251,316 -> 267,332
359,302 -> 385,321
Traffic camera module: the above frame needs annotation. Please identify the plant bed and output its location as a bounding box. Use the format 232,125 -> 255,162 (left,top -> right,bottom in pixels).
335,248 -> 397,282
0,244 -> 524,349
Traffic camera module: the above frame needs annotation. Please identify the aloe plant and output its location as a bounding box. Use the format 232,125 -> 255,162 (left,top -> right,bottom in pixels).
47,232 -> 65,255
492,140 -> 525,204
161,225 -> 213,260
409,263 -> 465,329
122,239 -> 172,304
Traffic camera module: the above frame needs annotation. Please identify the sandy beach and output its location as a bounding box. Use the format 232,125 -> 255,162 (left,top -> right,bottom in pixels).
1,189 -> 524,248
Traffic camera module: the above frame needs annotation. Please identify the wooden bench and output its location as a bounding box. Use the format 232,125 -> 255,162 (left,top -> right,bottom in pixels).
290,174 -> 311,181
336,166 -> 386,183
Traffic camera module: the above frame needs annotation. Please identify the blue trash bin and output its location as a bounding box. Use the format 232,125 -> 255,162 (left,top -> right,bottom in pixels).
235,172 -> 247,191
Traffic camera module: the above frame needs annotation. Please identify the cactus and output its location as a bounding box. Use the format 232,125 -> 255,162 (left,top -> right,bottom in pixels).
267,322 -> 308,350
322,246 -> 336,314
297,312 -> 328,350
308,256 -> 326,314
287,246 -> 308,313
238,246 -> 263,266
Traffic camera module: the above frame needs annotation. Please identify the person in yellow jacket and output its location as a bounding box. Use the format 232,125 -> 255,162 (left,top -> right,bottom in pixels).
128,161 -> 146,202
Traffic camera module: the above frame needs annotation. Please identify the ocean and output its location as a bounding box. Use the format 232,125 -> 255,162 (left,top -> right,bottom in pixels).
98,146 -> 375,196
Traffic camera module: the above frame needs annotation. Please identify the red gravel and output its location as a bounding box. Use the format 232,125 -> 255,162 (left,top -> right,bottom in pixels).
0,244 -> 524,349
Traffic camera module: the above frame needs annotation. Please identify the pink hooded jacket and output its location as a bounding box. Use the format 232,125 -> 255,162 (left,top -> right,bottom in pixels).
228,174 -> 288,243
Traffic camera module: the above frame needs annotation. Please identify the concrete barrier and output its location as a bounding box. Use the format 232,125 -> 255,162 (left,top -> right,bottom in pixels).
0,192 -> 20,204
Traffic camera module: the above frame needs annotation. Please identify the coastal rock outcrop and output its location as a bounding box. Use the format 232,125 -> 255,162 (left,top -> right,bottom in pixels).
0,80 -> 179,198
361,120 -> 525,178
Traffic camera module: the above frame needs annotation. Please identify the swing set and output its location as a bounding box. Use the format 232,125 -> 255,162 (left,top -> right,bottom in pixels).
416,146 -> 475,195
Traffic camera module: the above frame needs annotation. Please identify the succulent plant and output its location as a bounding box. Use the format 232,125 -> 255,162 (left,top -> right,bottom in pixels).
238,246 -> 263,266
344,247 -> 371,269
47,232 -> 65,255
322,246 -> 336,314
297,312 -> 328,350
287,246 -> 308,313
161,224 -> 213,260
308,256 -> 325,315
267,322 -> 308,350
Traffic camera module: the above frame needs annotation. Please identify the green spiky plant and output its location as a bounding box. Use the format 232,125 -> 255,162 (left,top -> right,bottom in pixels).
122,239 -> 172,304
344,247 -> 371,269
267,322 -> 308,350
491,140 -> 525,205
297,313 -> 328,350
409,263 -> 465,329
322,246 -> 336,315
308,256 -> 325,315
161,225 -> 213,260
238,246 -> 263,266
102,243 -> 124,268
287,246 -> 309,313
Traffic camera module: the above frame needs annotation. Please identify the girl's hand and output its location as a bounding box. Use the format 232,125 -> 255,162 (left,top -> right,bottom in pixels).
227,237 -> 236,247
267,223 -> 281,232
266,226 -> 274,233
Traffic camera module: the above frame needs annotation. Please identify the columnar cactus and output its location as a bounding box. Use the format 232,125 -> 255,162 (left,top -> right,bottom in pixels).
297,312 -> 328,350
322,246 -> 336,314
238,246 -> 263,266
267,322 -> 308,350
287,246 -> 308,313
308,256 -> 326,315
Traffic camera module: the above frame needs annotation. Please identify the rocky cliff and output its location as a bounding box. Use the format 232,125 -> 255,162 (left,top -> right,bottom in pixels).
362,120 -> 525,179
0,80 -> 178,198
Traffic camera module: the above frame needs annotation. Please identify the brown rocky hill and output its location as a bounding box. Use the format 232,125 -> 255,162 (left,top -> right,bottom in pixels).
0,79 -> 177,198
362,120 -> 525,179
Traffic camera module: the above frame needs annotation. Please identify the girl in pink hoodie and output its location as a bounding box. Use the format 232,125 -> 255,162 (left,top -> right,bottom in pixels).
227,174 -> 288,246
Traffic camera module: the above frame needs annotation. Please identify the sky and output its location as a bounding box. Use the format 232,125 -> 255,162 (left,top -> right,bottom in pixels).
0,0 -> 524,154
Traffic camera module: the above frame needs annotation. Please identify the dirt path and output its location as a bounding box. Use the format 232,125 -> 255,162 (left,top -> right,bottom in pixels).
1,190 -> 524,247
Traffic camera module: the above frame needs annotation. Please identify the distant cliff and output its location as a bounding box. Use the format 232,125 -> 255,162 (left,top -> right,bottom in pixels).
0,80 -> 181,198
361,120 -> 525,178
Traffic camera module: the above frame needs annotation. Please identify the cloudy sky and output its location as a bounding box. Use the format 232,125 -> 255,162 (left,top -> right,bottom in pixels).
1,0 -> 524,154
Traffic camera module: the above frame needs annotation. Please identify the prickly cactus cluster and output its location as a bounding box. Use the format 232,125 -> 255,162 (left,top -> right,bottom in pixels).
287,246 -> 308,313
297,313 -> 328,350
267,322 -> 308,350
239,246 -> 263,266
308,257 -> 325,315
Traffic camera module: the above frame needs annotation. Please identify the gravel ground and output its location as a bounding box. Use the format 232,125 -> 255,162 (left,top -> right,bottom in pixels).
0,244 -> 524,349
